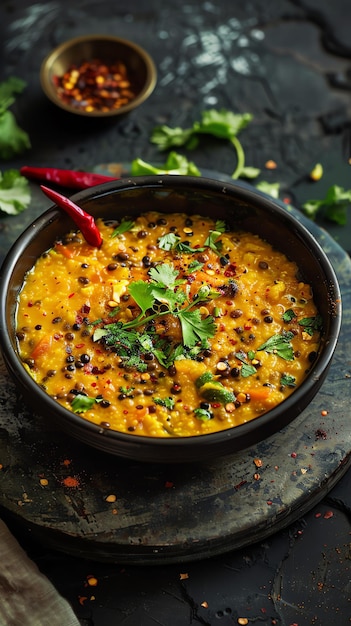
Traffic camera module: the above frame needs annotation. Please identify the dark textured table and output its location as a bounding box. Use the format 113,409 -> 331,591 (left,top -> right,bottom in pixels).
1,0 -> 351,624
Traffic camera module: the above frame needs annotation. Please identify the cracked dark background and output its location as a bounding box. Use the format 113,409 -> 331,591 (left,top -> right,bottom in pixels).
1,0 -> 351,624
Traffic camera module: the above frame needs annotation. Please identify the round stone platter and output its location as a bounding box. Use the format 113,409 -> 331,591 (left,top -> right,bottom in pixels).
0,176 -> 350,565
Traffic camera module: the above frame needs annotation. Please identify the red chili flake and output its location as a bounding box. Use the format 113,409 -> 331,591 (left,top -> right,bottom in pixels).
123,410 -> 128,414
211,403 -> 221,408
267,500 -> 273,505
68,293 -> 75,298
75,343 -> 85,349
91,382 -> 97,387
54,58 -> 136,113
165,481 -> 174,488
315,512 -> 322,518
291,452 -> 297,458
324,510 -> 334,519
78,596 -> 88,606
53,333 -> 62,340
219,324 -> 225,331
226,300 -> 233,305
244,325 -> 252,331
81,304 -> 91,314
28,301 -> 34,307
62,458 -> 71,466
62,476 -> 79,488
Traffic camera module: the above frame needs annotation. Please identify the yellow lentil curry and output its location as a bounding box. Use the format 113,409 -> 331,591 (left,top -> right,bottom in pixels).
16,211 -> 322,438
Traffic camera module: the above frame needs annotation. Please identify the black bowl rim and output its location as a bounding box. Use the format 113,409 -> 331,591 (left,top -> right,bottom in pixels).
0,175 -> 342,460
40,34 -> 157,117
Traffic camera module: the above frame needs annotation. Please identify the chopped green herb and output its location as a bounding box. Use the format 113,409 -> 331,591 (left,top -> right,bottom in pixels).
280,373 -> 296,388
0,77 -> 30,160
0,168 -> 31,215
71,394 -> 101,413
257,331 -> 295,361
302,185 -> 351,225
130,151 -> 201,176
150,109 -> 260,180
298,315 -> 323,336
153,397 -> 175,410
235,351 -> 257,377
194,407 -> 213,421
282,309 -> 296,323
111,219 -> 135,237
119,386 -> 135,397
158,232 -> 181,251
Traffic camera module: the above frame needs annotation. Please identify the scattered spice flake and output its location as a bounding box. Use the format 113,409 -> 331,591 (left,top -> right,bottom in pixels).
201,601 -> 209,608
105,493 -> 117,503
234,480 -> 247,490
253,473 -> 261,480
324,510 -> 334,519
165,481 -> 174,488
253,458 -> 262,468
0,464 -> 3,470
290,451 -> 297,458
300,468 -> 308,474
86,575 -> 98,587
321,409 -> 328,416
238,618 -> 249,625
315,428 -> 327,440
179,572 -> 189,580
39,478 -> 49,486
267,500 -> 273,506
315,512 -> 322,518
62,458 -> 71,466
112,508 -> 118,515
62,475 -> 80,488
78,596 -> 88,606
265,159 -> 277,169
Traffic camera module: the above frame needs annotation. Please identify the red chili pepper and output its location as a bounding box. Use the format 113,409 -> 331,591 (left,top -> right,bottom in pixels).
40,185 -> 103,247
20,166 -> 117,190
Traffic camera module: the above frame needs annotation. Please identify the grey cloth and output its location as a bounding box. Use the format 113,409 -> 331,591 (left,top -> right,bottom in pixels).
0,519 -> 80,626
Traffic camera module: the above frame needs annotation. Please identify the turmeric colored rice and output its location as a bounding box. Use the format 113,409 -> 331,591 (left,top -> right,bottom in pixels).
15,211 -> 322,437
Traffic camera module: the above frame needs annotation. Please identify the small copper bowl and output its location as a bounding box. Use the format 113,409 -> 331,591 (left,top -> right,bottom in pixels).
40,34 -> 157,117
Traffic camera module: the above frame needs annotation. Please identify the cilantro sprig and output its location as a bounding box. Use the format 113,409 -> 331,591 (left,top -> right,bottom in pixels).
302,185 -> 351,225
93,262 -> 219,367
150,109 -> 260,180
0,169 -> 31,215
0,77 -> 31,160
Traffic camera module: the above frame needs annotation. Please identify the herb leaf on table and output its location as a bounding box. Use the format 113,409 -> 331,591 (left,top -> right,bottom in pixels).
0,77 -> 31,160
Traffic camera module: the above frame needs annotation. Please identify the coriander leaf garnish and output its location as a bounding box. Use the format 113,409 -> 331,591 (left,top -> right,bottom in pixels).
111,219 -> 135,237
194,407 -> 213,421
128,281 -> 154,315
188,260 -> 204,273
204,230 -> 223,255
235,351 -> 257,377
282,309 -> 296,323
158,232 -> 180,251
178,309 -> 216,348
298,315 -> 323,336
71,394 -> 102,413
149,262 -> 183,288
93,260 -> 218,368
153,397 -> 175,410
280,373 -> 296,388
257,331 -> 295,361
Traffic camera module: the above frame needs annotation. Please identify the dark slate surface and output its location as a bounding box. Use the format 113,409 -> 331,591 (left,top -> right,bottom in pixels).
1,0 -> 351,623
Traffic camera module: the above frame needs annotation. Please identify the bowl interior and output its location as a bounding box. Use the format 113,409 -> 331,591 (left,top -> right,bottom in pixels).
0,177 -> 342,462
40,35 -> 157,116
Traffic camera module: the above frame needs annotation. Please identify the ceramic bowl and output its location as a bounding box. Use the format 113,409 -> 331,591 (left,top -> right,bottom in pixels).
40,34 -> 157,117
0,176 -> 342,463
